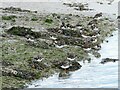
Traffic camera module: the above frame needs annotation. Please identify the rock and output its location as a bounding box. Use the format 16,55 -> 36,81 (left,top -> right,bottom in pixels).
6,26 -> 41,38
2,15 -> 17,20
58,71 -> 71,79
44,18 -> 53,24
6,26 -> 32,36
2,68 -> 36,80
88,19 -> 98,25
63,3 -> 93,11
93,13 -> 102,19
100,2 -> 103,4
3,7 -> 30,12
27,39 -> 50,49
100,58 -> 119,64
1,60 -> 14,66
117,16 -> 120,19
2,87 -> 20,90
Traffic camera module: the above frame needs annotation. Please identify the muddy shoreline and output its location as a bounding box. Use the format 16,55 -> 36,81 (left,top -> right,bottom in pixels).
0,2 -> 118,89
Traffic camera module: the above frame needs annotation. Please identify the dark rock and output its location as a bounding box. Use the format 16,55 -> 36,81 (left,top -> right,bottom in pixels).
100,58 -> 119,64
51,13 -> 57,17
3,7 -> 30,12
58,71 -> 71,79
100,2 -> 103,4
117,16 -> 120,19
88,19 -> 98,25
2,87 -> 19,90
34,11 -> 37,13
93,13 -> 102,19
106,40 -> 109,43
4,7 -> 22,11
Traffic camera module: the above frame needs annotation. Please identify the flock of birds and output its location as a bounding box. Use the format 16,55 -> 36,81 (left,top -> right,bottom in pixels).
60,53 -> 77,71
32,52 -> 77,71
26,12 -> 104,71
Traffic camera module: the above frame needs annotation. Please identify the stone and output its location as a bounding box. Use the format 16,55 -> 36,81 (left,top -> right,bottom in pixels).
100,58 -> 119,64
2,67 -> 36,80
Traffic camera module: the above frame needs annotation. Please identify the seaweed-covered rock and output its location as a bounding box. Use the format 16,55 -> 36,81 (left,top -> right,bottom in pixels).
6,26 -> 53,39
6,26 -> 41,38
47,27 -> 82,37
44,18 -> 53,24
1,60 -> 14,66
2,68 -> 36,80
6,26 -> 32,36
26,39 -> 50,49
31,17 -> 38,21
55,35 -> 83,46
2,15 -> 17,20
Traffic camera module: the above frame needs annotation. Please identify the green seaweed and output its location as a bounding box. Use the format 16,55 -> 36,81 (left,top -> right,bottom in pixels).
44,18 -> 53,24
2,15 -> 17,20
31,17 -> 38,21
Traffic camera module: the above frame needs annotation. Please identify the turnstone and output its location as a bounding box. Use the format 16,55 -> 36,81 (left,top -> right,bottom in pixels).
67,53 -> 76,61
60,61 -> 71,71
33,55 -> 44,62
